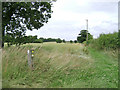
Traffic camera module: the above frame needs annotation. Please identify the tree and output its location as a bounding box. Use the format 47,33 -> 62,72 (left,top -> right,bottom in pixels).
70,40 -> 73,43
4,34 -> 14,47
88,33 -> 93,40
77,30 -> 93,43
34,39 -> 43,43
77,30 -> 87,43
74,40 -> 77,43
2,1 -> 54,47
56,38 -> 62,43
63,39 -> 66,43
26,35 -> 37,43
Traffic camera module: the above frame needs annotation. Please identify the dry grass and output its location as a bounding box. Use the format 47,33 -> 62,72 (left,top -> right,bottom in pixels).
2,42 -> 118,88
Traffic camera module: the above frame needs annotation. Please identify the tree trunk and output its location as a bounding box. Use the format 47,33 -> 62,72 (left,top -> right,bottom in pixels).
2,29 -> 5,48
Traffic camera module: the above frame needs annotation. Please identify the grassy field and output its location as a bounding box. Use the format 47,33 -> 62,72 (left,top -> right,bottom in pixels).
2,42 -> 118,88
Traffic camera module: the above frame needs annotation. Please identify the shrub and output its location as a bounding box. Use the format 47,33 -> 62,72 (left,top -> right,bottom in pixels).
70,40 -> 73,43
74,40 -> 77,43
63,39 -> 66,43
56,38 -> 62,43
89,32 -> 118,50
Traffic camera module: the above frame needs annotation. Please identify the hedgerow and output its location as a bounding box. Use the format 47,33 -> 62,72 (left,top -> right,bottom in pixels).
89,32 -> 118,50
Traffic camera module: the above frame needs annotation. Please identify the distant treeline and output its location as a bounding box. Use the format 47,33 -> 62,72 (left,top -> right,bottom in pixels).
4,30 -> 119,50
4,35 -> 78,46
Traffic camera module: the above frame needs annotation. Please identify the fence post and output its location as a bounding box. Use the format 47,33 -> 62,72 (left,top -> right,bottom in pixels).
31,49 -> 34,69
27,50 -> 32,70
27,49 -> 34,70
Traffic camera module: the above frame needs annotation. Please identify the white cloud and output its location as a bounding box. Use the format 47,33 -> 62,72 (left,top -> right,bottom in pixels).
26,0 -> 118,40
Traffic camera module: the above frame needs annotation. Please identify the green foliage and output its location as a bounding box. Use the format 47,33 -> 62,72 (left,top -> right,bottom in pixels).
27,35 -> 37,43
4,35 -> 65,46
74,40 -> 77,43
77,30 -> 93,43
56,38 -> 62,43
70,40 -> 73,43
38,37 -> 64,43
4,34 -> 13,46
83,41 -> 87,45
118,30 -> 120,49
39,37 -> 58,42
34,39 -> 43,43
62,39 -> 66,43
89,32 -> 118,50
2,2 -> 54,47
4,34 -> 28,46
88,33 -> 93,40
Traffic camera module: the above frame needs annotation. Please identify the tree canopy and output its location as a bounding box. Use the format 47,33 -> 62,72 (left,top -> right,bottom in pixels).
62,39 -> 66,43
74,40 -> 77,43
2,1 -> 54,47
70,40 -> 73,43
77,30 -> 93,43
56,38 -> 62,43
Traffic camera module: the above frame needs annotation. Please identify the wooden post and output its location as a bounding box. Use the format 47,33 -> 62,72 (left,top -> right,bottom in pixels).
27,50 -> 32,70
31,49 -> 34,69
27,49 -> 34,70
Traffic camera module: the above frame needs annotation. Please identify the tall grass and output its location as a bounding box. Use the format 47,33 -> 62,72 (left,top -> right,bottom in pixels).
2,43 -> 118,88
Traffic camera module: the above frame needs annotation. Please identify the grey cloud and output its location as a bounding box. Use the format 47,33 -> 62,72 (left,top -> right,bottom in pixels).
88,2 -> 118,13
26,0 -> 118,40
63,2 -> 118,14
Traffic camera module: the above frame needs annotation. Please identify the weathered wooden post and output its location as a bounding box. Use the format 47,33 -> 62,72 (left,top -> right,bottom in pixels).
31,49 -> 34,69
27,50 -> 32,70
27,49 -> 34,70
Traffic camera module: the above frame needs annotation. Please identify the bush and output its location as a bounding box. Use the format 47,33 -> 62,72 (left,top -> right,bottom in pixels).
56,38 -> 62,43
70,40 -> 73,43
89,32 -> 118,50
63,39 -> 66,43
74,40 -> 77,43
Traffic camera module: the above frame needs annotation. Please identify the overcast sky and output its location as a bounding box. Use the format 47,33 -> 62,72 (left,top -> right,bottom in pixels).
26,0 -> 118,41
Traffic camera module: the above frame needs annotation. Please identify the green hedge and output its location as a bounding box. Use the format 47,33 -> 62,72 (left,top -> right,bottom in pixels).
89,32 -> 118,50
